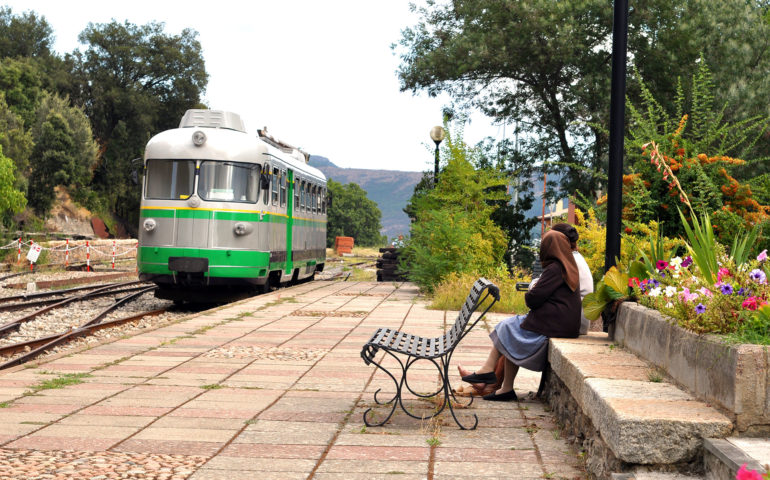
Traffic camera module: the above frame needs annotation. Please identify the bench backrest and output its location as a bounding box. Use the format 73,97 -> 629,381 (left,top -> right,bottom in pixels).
443,278 -> 499,350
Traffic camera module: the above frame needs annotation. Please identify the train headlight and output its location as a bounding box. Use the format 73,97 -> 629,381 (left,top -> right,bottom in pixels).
143,218 -> 157,232
192,130 -> 206,146
233,222 -> 252,236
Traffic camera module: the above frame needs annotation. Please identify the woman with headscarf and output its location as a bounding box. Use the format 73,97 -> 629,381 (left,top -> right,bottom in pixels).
458,229 -> 581,401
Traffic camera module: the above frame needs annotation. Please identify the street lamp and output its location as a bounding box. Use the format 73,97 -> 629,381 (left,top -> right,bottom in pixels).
430,126 -> 445,187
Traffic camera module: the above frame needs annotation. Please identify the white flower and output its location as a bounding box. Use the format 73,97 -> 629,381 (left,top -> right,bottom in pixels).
670,256 -> 683,268
666,302 -> 674,308
649,287 -> 662,297
665,286 -> 677,297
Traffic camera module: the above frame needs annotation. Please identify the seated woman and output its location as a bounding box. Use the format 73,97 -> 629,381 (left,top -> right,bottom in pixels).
458,229 -> 581,401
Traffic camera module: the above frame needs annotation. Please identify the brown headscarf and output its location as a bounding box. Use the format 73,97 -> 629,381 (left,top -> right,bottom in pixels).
540,229 -> 579,292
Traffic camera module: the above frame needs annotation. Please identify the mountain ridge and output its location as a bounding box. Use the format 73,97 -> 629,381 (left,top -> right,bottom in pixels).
309,155 -> 422,239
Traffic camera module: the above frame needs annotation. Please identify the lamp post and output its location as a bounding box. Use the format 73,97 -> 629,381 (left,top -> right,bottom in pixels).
430,126 -> 445,188
605,0 -> 629,274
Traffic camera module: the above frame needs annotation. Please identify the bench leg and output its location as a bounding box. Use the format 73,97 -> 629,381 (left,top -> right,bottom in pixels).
441,354 -> 479,430
363,349 -> 403,427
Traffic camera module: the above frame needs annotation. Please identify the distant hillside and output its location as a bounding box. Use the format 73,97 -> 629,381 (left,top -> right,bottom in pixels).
309,155 -> 422,239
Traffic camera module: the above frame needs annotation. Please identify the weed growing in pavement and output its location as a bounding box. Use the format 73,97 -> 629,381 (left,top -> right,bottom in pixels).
552,430 -> 561,440
238,386 -> 263,390
95,356 -> 130,370
237,311 -> 254,318
608,343 -> 616,352
200,384 -> 224,390
191,325 -> 215,335
358,425 -> 367,434
525,424 -> 540,434
542,473 -> 556,479
26,372 -> 91,393
159,335 -> 194,346
19,421 -> 47,425
386,472 -> 406,475
0,401 -> 11,408
426,436 -> 441,447
244,419 -> 257,425
648,368 -> 664,383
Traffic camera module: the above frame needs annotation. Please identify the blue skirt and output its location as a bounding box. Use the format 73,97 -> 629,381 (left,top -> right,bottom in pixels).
490,314 -> 548,372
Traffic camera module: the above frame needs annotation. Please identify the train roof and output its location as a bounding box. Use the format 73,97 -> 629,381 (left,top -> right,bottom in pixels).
144,111 -> 325,182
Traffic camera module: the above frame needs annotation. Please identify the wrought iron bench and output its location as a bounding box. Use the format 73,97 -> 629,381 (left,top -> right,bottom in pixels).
360,277 -> 500,430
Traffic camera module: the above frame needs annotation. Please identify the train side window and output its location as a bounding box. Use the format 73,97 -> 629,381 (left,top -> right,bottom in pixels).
262,163 -> 270,205
310,185 -> 315,214
271,167 -> 279,205
300,180 -> 306,211
316,186 -> 321,213
321,188 -> 326,214
305,182 -> 311,214
294,177 -> 300,211
280,169 -> 287,208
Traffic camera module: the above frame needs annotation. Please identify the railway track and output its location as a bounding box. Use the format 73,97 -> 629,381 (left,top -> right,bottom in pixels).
0,287 -> 163,369
0,280 -> 176,370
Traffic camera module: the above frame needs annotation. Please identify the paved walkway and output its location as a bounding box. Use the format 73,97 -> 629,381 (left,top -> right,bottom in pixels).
0,281 -> 586,480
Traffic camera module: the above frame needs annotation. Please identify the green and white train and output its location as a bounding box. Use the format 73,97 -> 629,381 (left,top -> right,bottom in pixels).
137,109 -> 326,302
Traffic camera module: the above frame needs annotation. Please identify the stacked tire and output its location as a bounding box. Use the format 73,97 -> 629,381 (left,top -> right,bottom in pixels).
376,247 -> 407,282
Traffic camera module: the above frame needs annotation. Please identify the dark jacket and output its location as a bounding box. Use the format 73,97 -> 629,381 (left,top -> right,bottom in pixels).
521,262 -> 581,338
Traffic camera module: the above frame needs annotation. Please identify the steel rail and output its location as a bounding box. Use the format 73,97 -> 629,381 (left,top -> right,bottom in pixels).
0,281 -> 145,305
0,287 -> 159,369
0,282 -> 147,336
0,285 -> 151,313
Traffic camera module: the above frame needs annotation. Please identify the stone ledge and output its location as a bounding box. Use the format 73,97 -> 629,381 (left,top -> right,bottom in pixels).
614,302 -> 770,433
549,334 -> 732,466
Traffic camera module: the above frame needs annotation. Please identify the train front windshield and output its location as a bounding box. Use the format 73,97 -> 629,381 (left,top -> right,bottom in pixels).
198,161 -> 260,203
145,159 -> 195,199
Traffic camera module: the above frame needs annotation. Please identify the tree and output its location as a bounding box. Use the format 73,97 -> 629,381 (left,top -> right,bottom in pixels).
28,112 -> 77,215
31,92 -> 99,198
0,7 -> 54,59
396,0 -> 770,198
0,92 -> 33,186
0,143 -> 26,224
402,123 -> 509,289
326,179 -> 384,247
71,20 -> 208,229
0,57 -> 44,127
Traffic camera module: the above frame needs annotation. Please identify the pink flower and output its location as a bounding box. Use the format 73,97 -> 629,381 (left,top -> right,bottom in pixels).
698,287 -> 714,298
717,267 -> 731,283
736,463 -> 765,480
656,260 -> 669,271
743,297 -> 759,311
758,250 -> 768,262
679,288 -> 699,302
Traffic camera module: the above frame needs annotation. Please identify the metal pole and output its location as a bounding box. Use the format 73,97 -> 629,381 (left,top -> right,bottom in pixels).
434,143 -> 440,188
604,0 -> 629,273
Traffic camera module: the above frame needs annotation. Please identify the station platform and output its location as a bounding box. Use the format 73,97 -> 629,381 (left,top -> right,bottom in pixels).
0,280 -> 586,479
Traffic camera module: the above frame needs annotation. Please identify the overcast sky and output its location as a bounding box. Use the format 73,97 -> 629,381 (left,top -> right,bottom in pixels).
7,0 -> 507,172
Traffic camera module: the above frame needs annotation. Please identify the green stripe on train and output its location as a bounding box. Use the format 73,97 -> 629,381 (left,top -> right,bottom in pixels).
138,246 -> 270,278
140,208 -> 324,225
138,247 -> 324,278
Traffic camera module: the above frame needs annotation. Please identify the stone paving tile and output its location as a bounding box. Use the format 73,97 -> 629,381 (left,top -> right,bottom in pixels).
113,438 -> 222,456
434,459 -> 545,477
57,414 -> 155,427
6,435 -> 116,451
133,426 -> 237,443
202,456 -> 317,472
314,459 -> 428,474
221,442 -> 326,459
190,469 -> 310,480
152,416 -> 246,430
